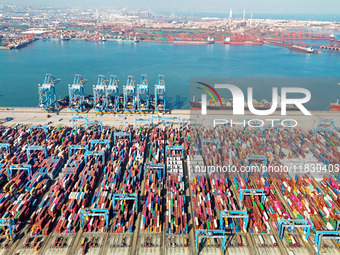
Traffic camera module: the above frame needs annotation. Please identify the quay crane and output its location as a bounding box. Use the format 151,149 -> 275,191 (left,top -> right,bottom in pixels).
93,75 -> 107,113
38,74 -> 60,112
137,74 -> 149,113
123,75 -> 136,113
105,75 -> 119,113
154,75 -> 166,113
68,74 -> 87,112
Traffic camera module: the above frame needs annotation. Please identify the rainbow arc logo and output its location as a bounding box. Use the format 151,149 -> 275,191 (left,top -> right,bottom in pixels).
196,82 -> 222,106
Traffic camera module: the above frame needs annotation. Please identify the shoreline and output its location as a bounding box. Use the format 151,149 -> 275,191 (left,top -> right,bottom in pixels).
0,107 -> 338,129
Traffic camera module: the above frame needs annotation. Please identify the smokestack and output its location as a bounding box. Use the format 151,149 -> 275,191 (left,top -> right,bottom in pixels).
229,9 -> 232,27
243,9 -> 245,22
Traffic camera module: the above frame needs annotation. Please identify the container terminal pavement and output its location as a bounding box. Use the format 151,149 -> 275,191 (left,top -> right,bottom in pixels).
0,121 -> 338,255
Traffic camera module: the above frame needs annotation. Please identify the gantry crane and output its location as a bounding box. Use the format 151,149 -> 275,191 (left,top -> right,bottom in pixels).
219,210 -> 249,233
137,74 -> 149,113
106,75 -> 119,113
154,75 -> 166,113
239,189 -> 266,209
38,74 -> 60,112
80,208 -> 109,232
123,75 -> 136,113
68,74 -> 87,112
0,219 -> 15,241
8,164 -> 33,180
93,75 -> 107,113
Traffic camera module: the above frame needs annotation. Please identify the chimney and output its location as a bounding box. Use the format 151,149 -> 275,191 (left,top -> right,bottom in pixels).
229,9 -> 232,27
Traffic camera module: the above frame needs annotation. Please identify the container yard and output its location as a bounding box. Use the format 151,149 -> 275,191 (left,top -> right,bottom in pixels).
0,108 -> 336,255
2,3 -> 340,255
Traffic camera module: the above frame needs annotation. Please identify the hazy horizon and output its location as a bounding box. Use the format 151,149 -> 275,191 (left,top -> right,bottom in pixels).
2,0 -> 340,15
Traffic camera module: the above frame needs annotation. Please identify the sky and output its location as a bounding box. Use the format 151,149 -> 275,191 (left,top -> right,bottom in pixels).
5,0 -> 340,14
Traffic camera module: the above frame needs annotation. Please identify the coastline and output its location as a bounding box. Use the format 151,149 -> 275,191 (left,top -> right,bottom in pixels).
0,107 -> 338,129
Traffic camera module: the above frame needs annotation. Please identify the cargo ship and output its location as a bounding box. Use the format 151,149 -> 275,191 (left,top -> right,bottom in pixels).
190,96 -> 299,111
267,40 -> 321,54
330,98 -> 340,111
115,36 -> 139,43
291,45 -> 321,54
223,37 -> 264,45
57,95 -> 94,109
173,37 -> 215,45
311,33 -> 336,40
59,34 -> 70,41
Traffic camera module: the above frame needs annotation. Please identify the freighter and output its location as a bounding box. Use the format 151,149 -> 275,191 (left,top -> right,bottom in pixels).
291,45 -> 321,54
57,95 -> 94,109
223,37 -> 264,45
266,40 -> 322,54
330,98 -> 340,111
173,37 -> 215,45
311,33 -> 336,40
115,36 -> 139,43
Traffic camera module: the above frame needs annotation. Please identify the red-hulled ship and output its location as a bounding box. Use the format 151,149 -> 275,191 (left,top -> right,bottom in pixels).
330,98 -> 340,111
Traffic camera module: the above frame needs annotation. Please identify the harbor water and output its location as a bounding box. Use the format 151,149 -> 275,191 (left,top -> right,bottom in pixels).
0,39 -> 340,109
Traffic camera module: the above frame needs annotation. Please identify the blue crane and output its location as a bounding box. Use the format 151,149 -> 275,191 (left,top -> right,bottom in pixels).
114,132 -> 132,143
38,74 -> 60,112
26,146 -> 48,160
146,164 -> 165,180
87,120 -> 103,134
8,164 -> 33,180
315,229 -> 340,255
219,210 -> 249,233
93,75 -> 107,113
154,75 -> 166,113
313,119 -> 335,135
112,194 -> 138,214
278,219 -> 311,244
0,143 -> 10,155
28,125 -> 48,135
80,208 -> 109,232
106,75 -> 119,113
0,219 -> 15,241
137,74 -> 149,113
84,150 -> 105,164
239,189 -> 266,209
112,193 -> 138,232
90,139 -> 110,150
68,74 -> 87,112
166,146 -> 184,158
195,230 -> 227,255
69,145 -> 88,156
123,75 -> 136,113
